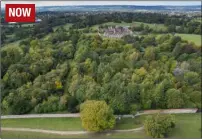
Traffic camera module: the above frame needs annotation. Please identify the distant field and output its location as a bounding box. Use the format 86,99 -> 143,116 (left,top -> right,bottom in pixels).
91,21 -> 167,31
192,17 -> 201,23
175,33 -> 201,46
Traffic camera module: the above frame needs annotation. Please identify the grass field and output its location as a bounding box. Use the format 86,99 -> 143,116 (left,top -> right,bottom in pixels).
2,118 -> 83,131
169,113 -> 201,138
115,116 -> 145,130
1,116 -> 144,131
192,17 -> 201,23
1,130 -> 147,138
1,131 -> 87,138
175,33 -> 201,46
1,113 -> 200,138
1,116 -> 147,138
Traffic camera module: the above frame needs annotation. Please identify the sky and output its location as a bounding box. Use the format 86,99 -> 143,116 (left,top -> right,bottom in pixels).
1,1 -> 201,7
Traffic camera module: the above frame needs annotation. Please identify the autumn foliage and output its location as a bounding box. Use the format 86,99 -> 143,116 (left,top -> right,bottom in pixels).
80,100 -> 115,132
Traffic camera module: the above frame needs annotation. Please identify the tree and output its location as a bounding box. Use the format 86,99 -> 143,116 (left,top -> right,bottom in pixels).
1,45 -> 24,74
2,84 -> 32,114
144,47 -> 156,61
144,114 -> 175,138
169,36 -> 181,46
80,100 -> 115,132
34,95 -> 60,113
190,91 -> 201,109
166,88 -> 184,108
184,71 -> 199,86
172,43 -> 183,57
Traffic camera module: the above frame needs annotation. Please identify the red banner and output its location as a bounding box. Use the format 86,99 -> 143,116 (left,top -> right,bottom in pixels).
5,4 -> 35,23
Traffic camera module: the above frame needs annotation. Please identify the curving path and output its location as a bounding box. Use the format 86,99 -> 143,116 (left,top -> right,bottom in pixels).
1,126 -> 144,135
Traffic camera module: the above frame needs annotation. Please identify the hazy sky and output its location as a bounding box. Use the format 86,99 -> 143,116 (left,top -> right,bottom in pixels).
1,1 -> 201,7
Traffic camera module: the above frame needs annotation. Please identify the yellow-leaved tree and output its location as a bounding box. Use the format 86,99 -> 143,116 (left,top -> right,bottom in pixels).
80,100 -> 115,132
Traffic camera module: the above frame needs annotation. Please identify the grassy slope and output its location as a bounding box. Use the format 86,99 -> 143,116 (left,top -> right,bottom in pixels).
175,33 -> 201,46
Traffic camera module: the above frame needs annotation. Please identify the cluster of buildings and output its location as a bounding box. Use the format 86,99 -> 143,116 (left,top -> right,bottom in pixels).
99,26 -> 133,38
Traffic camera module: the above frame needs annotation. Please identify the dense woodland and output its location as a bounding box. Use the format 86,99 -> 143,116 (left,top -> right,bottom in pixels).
1,12 -> 201,115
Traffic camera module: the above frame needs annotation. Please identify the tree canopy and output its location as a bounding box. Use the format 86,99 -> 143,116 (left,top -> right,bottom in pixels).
144,114 -> 175,138
80,100 -> 115,132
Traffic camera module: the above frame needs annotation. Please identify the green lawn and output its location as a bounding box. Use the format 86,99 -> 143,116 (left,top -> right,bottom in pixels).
1,116 -> 147,138
169,113 -> 201,138
105,131 -> 147,138
2,118 -> 83,131
1,131 -> 88,138
1,116 -> 143,131
115,116 -> 145,130
175,33 -> 201,46
1,130 -> 147,138
1,113 -> 201,138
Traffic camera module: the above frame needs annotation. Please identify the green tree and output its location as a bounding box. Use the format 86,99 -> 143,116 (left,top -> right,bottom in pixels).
1,45 -> 24,74
2,84 -> 32,114
144,47 -> 156,61
184,71 -> 199,86
80,100 -> 115,132
144,114 -> 175,138
190,91 -> 201,109
166,88 -> 184,108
